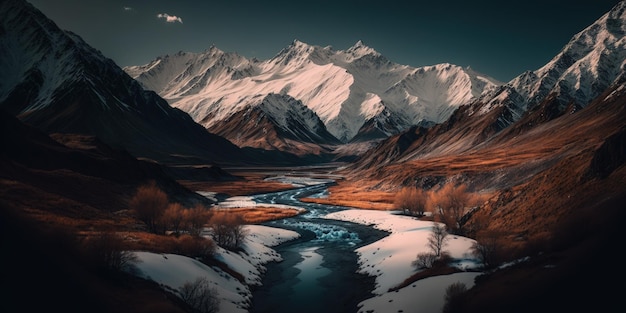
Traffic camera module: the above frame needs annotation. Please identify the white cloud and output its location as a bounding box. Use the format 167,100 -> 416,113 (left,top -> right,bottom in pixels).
123,6 -> 133,11
157,13 -> 183,24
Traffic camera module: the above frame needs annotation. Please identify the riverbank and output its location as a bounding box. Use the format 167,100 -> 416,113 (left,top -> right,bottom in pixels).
324,209 -> 482,313
250,220 -> 389,313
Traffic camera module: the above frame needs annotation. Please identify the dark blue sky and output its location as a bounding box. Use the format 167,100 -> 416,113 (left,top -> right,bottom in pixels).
28,0 -> 620,82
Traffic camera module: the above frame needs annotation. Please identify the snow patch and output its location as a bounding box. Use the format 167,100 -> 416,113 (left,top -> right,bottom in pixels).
324,209 -> 482,313
129,225 -> 300,313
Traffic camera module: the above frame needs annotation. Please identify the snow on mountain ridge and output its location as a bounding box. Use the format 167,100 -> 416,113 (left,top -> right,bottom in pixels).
0,1 -> 135,114
477,0 -> 626,123
125,40 -> 501,142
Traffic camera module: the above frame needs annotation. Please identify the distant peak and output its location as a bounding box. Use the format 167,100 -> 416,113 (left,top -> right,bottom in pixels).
270,39 -> 316,65
346,40 -> 379,56
291,39 -> 309,47
285,39 -> 315,53
204,44 -> 222,53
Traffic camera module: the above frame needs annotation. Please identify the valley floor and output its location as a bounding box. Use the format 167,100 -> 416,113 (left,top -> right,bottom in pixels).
129,166 -> 484,313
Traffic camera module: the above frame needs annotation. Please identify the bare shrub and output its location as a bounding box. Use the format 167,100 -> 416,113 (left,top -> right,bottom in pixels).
412,252 -> 437,269
434,251 -> 453,267
394,187 -> 428,217
179,277 -> 220,313
442,282 -> 468,313
209,212 -> 248,250
413,224 -> 450,269
471,231 -> 502,269
176,234 -> 216,259
161,203 -> 185,235
82,231 -> 138,272
429,183 -> 482,235
185,205 -> 212,237
129,181 -> 169,234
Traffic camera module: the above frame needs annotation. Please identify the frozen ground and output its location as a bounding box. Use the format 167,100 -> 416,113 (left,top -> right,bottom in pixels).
324,209 -> 483,313
263,175 -> 336,187
214,195 -> 307,213
128,225 -> 300,313
129,183 -> 483,313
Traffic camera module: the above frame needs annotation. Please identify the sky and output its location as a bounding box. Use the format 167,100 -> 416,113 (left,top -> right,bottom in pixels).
27,0 -> 620,82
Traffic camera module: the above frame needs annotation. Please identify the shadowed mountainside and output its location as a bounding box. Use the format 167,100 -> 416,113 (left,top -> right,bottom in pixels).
0,110 -> 215,217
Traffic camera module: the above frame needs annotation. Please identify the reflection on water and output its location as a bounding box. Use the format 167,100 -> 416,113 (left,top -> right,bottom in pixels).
250,179 -> 385,313
291,246 -> 332,303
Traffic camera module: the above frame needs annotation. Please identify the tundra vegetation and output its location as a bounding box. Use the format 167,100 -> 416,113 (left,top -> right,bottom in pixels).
128,181 -> 250,251
396,183 -> 499,270
395,183 -> 487,235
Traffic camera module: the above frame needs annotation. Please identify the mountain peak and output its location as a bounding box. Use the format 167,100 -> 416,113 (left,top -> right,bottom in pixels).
353,40 -> 366,47
346,40 -> 379,57
287,39 -> 317,52
291,39 -> 308,46
270,39 -> 318,65
500,0 -> 626,115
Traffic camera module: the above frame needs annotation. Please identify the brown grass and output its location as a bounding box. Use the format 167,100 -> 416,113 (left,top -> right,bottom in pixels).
178,171 -> 295,196
300,180 -> 396,210
212,207 -> 304,224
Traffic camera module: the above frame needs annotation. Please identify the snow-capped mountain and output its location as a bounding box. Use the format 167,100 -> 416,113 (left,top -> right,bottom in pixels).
0,0 -> 253,165
474,0 -> 626,127
350,1 -> 626,172
125,40 -> 501,146
205,93 -> 341,155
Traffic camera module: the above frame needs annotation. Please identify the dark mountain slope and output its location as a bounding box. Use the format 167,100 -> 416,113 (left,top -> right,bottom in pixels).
0,0 -> 251,165
0,110 -> 213,212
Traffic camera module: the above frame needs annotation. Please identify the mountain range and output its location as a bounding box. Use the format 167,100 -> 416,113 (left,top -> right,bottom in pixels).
1,0 -> 626,312
351,0 -> 626,171
0,0 -> 266,166
125,40 -> 501,155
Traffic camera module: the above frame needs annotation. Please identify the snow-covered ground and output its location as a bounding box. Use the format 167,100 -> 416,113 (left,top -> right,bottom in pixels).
324,209 -> 482,313
214,195 -> 306,213
128,191 -> 483,313
129,225 -> 300,313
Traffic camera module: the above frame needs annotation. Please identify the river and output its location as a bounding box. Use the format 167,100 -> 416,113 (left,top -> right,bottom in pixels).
248,180 -> 389,313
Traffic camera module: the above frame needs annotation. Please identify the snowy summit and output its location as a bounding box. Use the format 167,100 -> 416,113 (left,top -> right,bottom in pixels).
125,40 -> 502,144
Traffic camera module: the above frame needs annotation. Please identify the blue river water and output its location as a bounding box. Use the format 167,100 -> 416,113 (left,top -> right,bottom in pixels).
249,183 -> 389,313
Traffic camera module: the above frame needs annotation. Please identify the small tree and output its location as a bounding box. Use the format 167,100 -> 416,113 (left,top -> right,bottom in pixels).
185,205 -> 212,237
162,203 -> 185,235
179,277 -> 220,313
129,181 -> 169,234
428,223 -> 449,257
394,187 -> 428,217
209,212 -> 248,250
412,224 -> 450,270
176,235 -> 216,260
430,183 -> 478,235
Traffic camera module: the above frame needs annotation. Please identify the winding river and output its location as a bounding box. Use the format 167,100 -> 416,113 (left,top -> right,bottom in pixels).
248,181 -> 389,313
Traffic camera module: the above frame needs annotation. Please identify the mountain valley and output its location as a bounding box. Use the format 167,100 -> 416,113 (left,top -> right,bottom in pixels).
1,0 -> 625,313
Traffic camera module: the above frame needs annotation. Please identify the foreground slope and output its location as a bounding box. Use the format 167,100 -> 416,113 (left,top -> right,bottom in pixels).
0,110 -> 218,312
0,0 -> 253,165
